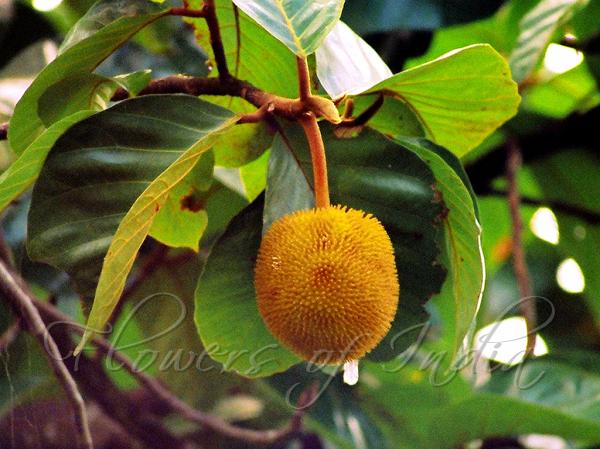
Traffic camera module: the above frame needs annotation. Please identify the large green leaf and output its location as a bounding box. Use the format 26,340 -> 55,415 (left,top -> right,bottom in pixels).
364,358 -> 600,448
315,20 -> 392,98
37,74 -> 119,127
364,44 -> 520,157
24,95 -> 236,350
8,0 -> 168,155
395,138 -> 484,358
187,0 -> 296,167
0,111 -> 94,213
268,124 -> 447,361
232,0 -> 345,56
195,197 -> 301,377
522,63 -> 600,119
509,0 -> 583,83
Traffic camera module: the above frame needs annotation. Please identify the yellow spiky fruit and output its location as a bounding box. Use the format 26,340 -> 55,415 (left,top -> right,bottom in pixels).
254,205 -> 399,364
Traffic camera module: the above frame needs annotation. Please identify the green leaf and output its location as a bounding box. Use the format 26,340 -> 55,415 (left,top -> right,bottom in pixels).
78,105 -> 236,351
60,0 -> 165,52
263,138 -> 314,231
365,44 -> 521,157
522,63 -> 600,119
213,150 -> 270,203
195,197 -> 301,377
204,96 -> 273,167
112,69 -> 153,97
187,0 -> 297,166
37,70 -> 152,131
8,1 -> 168,155
148,152 -> 215,251
38,74 -> 119,127
394,138 -> 484,359
232,0 -> 345,56
315,21 -> 392,98
475,360 -> 600,442
352,96 -> 425,139
23,95 -> 236,351
364,358 -> 600,447
509,0 -> 583,83
0,111 -> 95,213
269,124 -> 447,360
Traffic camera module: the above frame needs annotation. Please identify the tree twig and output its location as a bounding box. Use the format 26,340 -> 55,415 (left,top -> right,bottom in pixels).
506,138 -> 537,358
22,279 -> 317,446
237,102 -> 275,124
0,259 -> 94,449
467,106 -> 600,193
111,75 -> 307,121
169,6 -> 206,18
338,94 -> 385,128
203,0 -> 231,81
48,324 -> 189,449
0,319 -> 21,353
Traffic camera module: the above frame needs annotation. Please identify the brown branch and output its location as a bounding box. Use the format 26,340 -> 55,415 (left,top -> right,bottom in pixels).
0,259 -> 94,449
26,284 -> 316,446
169,6 -> 206,18
49,326 -> 188,449
203,0 -> 231,81
338,94 -> 384,128
237,102 -> 275,124
506,139 -> 537,357
111,75 -> 307,121
0,319 -> 21,353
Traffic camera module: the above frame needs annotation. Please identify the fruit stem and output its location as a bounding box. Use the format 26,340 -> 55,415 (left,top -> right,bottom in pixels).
296,56 -> 330,208
296,56 -> 312,101
300,113 -> 330,208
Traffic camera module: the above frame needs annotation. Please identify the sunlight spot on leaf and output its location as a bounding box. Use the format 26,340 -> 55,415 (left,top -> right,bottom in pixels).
529,207 -> 559,245
475,317 -> 549,366
32,0 -> 63,12
543,43 -> 583,75
556,258 -> 585,294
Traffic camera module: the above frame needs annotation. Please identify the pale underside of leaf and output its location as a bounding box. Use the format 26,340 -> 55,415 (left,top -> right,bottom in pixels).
232,0 -> 344,56
316,20 -> 392,98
